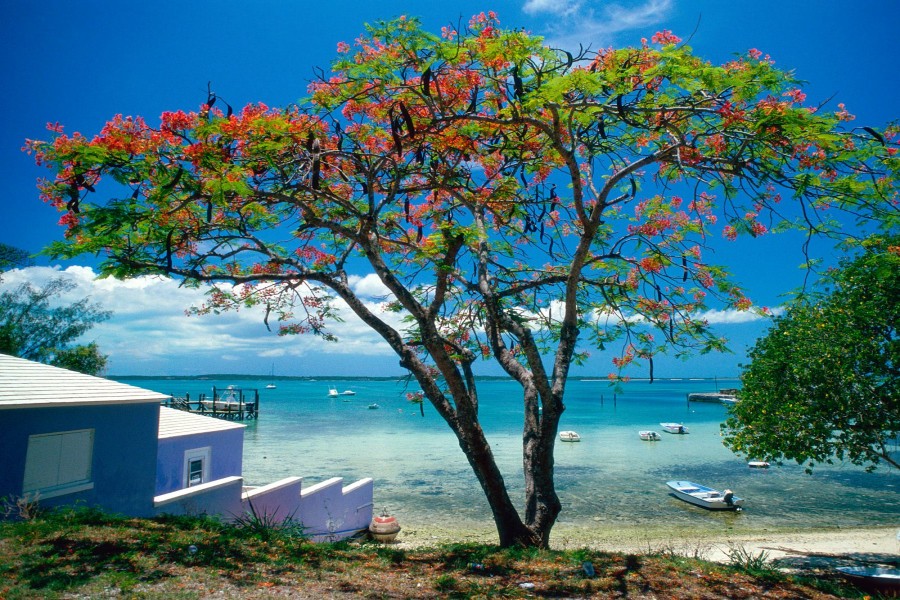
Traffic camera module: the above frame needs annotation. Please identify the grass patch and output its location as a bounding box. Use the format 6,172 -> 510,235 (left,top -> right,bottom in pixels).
0,508 -> 870,599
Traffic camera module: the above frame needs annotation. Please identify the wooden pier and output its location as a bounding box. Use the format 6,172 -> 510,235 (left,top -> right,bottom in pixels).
163,386 -> 259,420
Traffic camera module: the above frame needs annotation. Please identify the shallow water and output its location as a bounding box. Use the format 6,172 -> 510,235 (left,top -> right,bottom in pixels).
127,377 -> 899,533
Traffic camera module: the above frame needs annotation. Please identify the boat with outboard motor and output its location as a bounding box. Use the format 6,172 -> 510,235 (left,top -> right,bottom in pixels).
666,480 -> 743,510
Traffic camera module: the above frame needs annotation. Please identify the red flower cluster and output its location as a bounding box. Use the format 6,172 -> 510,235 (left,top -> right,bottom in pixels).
651,30 -> 681,45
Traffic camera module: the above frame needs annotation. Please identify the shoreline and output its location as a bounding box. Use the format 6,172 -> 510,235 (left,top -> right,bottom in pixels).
391,521 -> 900,567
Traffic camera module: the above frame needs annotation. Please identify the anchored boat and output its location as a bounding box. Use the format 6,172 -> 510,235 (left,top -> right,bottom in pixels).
660,422 -> 689,434
666,480 -> 743,510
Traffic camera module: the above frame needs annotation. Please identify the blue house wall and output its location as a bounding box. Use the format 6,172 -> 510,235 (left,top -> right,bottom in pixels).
1,403 -> 160,516
155,429 -> 244,495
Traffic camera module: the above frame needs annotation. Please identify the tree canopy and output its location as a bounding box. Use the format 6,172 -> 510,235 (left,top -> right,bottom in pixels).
0,243 -> 33,273
26,14 -> 899,546
722,236 -> 899,472
0,276 -> 111,376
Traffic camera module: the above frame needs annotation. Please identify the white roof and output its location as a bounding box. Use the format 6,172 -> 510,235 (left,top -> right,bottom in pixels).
0,353 -> 169,409
158,406 -> 244,438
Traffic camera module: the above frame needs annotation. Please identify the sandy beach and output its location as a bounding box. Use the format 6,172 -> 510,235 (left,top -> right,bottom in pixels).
393,522 -> 900,569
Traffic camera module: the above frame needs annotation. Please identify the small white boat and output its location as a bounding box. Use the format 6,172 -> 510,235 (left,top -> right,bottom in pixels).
559,431 -> 581,442
666,480 -> 743,510
836,566 -> 900,595
660,423 -> 689,434
341,390 -> 356,396
265,365 -> 277,389
328,388 -> 339,397
747,460 -> 770,469
639,430 -> 661,441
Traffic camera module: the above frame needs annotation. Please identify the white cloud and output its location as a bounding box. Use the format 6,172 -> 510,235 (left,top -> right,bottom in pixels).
0,266 -> 778,375
0,266 -> 407,374
694,307 -> 782,325
527,0 -> 673,49
349,273 -> 394,299
523,0 -> 583,17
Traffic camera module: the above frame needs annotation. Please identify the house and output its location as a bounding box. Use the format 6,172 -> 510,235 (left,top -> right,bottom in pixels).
0,354 -> 373,541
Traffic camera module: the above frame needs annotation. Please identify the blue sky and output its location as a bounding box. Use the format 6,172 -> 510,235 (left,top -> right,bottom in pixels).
1,1 -> 897,377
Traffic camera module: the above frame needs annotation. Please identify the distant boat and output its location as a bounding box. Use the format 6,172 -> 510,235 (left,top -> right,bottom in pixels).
639,430 -> 662,441
747,460 -> 770,469
660,423 -> 689,434
265,364 -> 276,389
667,480 -> 743,510
329,387 -> 356,397
559,431 -> 581,442
368,403 -> 380,410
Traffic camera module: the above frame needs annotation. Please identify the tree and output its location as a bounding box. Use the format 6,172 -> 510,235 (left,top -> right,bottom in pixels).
722,237 -> 899,472
50,341 -> 109,376
0,278 -> 111,375
26,14 -> 898,546
0,243 -> 33,274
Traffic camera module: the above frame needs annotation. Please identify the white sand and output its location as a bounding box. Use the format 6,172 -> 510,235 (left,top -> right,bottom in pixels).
391,522 -> 900,568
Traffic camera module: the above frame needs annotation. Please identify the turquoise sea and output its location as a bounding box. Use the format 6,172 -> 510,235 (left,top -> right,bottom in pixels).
122,376 -> 899,535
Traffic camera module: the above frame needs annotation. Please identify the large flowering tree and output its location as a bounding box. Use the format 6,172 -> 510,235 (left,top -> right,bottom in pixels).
27,14 -> 898,546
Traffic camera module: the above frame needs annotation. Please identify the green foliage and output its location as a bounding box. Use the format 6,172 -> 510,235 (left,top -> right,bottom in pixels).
722,236 -> 900,471
0,508 -> 859,599
0,277 -> 111,375
50,341 -> 108,376
726,544 -> 772,575
231,500 -> 306,542
0,243 -> 32,273
433,573 -> 458,592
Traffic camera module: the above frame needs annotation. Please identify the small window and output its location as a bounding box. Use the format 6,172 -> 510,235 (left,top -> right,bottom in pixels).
183,447 -> 211,488
23,429 -> 95,499
188,458 -> 203,486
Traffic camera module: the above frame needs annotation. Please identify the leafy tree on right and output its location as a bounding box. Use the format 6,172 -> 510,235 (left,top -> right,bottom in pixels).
722,237 -> 900,472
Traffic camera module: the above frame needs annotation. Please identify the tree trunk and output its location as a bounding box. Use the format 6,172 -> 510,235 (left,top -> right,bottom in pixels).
522,426 -> 562,545
452,409 -> 542,547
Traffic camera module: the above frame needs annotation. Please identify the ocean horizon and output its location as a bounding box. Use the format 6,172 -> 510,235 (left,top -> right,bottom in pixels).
118,376 -> 899,536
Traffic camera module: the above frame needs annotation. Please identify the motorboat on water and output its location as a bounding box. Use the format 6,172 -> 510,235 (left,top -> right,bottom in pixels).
559,431 -> 581,442
368,403 -> 380,410
666,480 -> 743,510
329,387 -> 356,397
747,460 -> 770,468
639,430 -> 662,441
660,422 -> 689,434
